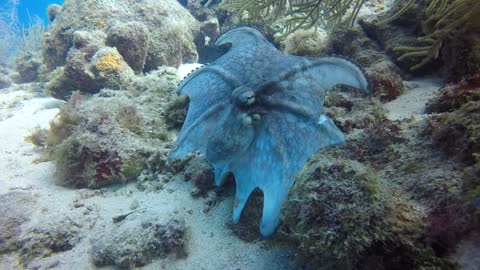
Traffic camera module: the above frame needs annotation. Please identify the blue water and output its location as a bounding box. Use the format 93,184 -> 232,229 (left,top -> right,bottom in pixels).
0,0 -> 63,26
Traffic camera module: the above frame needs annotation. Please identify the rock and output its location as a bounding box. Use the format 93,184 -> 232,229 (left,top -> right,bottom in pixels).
91,217 -> 188,268
47,4 -> 62,22
43,0 -> 199,98
19,217 -> 82,267
424,77 -> 480,164
45,30 -> 107,99
281,153 -> 426,269
227,189 -> 263,242
0,74 -> 12,89
187,5 -> 220,46
0,192 -> 37,254
107,22 -> 149,73
327,27 -> 403,102
281,29 -> 328,57
42,67 -> 179,189
183,155 -> 214,197
164,94 -> 189,129
13,54 -> 42,83
367,60 -> 404,102
90,46 -> 135,89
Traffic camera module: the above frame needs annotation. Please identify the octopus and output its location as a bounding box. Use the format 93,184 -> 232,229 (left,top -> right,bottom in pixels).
170,26 -> 369,237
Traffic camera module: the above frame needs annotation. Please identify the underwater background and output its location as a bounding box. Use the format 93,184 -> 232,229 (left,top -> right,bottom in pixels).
5,0 -> 64,25
0,0 -> 479,269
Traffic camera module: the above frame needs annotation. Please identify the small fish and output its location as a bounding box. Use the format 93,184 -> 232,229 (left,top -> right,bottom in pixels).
112,209 -> 143,223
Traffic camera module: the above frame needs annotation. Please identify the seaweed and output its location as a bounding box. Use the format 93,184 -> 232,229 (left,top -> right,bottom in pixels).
377,0 -> 480,71
220,0 -> 367,36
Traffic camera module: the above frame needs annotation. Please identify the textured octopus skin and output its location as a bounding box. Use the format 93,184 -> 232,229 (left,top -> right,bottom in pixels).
169,26 -> 369,237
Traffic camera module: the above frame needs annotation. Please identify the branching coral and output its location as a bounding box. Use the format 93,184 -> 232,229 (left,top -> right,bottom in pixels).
377,0 -> 480,71
220,0 -> 367,36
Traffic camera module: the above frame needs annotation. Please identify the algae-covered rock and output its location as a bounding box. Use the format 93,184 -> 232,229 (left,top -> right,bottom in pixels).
106,22 -> 149,73
281,154 -> 392,268
423,75 -> 480,234
0,192 -> 37,254
164,94 -> 189,129
90,46 -> 135,90
280,146 -> 457,269
41,67 -> 179,188
47,4 -> 62,22
277,85 -> 466,269
281,29 -> 328,57
0,74 -> 12,89
327,28 -> 403,102
43,0 -> 200,98
13,54 -> 42,83
182,155 -> 214,197
91,217 -> 188,268
19,217 -> 82,267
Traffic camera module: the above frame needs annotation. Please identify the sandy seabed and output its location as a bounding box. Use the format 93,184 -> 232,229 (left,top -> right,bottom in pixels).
3,73 -> 476,270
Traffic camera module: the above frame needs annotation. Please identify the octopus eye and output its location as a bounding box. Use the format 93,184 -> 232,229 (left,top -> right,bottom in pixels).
241,113 -> 253,126
252,113 -> 261,123
239,90 -> 256,105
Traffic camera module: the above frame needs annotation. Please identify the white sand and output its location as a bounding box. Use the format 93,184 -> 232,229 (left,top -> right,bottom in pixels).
0,84 -> 296,269
383,79 -> 442,121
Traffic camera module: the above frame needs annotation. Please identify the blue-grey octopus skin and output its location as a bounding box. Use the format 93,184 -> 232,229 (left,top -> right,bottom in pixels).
169,26 -> 369,237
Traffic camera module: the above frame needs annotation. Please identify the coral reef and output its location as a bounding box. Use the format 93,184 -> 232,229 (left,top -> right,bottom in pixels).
279,84 -> 466,269
91,217 -> 188,268
42,0 -> 200,98
40,67 -> 179,188
360,0 -> 480,79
